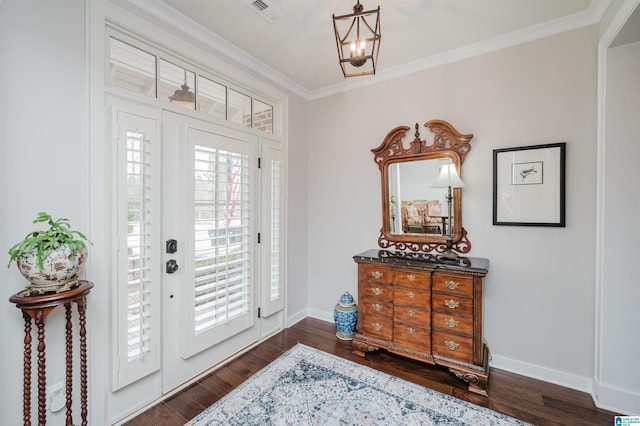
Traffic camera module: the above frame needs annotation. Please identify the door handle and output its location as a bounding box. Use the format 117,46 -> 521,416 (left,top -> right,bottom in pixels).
166,259 -> 179,274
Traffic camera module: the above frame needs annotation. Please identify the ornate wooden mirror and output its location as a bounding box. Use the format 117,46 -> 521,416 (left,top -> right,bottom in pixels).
372,120 -> 474,255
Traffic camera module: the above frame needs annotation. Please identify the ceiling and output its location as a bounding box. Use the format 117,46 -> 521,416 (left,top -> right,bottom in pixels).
127,0 -> 610,98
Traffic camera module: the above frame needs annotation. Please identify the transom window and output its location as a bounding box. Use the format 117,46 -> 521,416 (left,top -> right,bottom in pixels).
108,37 -> 273,134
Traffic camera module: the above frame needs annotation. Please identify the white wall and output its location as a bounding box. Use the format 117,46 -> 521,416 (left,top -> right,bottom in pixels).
599,40 -> 640,412
0,1 -> 87,425
307,25 -> 601,391
284,95 -> 310,324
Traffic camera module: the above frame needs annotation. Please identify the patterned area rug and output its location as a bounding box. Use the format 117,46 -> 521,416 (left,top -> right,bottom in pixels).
186,344 -> 530,426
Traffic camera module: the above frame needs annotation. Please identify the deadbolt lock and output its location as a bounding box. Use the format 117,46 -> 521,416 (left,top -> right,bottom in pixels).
166,239 -> 178,254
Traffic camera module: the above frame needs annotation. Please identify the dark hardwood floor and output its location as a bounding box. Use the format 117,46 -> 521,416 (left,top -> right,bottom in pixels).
123,317 -> 617,425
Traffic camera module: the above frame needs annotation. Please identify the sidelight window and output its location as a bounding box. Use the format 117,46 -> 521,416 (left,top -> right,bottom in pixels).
112,108 -> 161,390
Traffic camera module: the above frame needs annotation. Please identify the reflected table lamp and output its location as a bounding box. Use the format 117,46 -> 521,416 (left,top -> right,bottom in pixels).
432,163 -> 465,260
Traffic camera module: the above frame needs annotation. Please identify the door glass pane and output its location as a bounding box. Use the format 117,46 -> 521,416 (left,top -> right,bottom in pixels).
159,59 -> 195,110
126,131 -> 154,361
109,38 -> 156,97
259,143 -> 283,318
193,146 -> 251,332
253,99 -> 273,134
228,89 -> 252,128
270,157 -> 282,300
197,76 -> 227,121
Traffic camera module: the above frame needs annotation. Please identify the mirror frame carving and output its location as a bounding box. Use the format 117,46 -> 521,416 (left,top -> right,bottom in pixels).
372,119 -> 474,253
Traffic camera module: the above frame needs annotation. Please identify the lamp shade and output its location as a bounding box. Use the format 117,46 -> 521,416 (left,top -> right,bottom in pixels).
433,164 -> 465,188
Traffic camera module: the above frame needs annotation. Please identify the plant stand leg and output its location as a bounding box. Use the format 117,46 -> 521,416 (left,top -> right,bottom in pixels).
23,313 -> 32,426
78,297 -> 88,426
65,303 -> 73,425
36,310 -> 47,426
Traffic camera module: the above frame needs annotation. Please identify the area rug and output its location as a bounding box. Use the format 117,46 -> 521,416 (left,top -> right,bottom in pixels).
186,344 -> 530,426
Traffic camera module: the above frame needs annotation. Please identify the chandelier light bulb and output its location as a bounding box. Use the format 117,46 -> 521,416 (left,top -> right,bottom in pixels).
332,1 -> 381,77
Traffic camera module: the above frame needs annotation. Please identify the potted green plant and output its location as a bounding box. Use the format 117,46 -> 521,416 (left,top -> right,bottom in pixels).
7,212 -> 91,291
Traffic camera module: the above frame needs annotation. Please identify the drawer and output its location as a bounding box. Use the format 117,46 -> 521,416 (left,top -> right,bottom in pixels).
362,298 -> 393,318
362,282 -> 393,301
433,274 -> 473,296
394,323 -> 431,353
432,293 -> 473,316
394,306 -> 430,327
432,331 -> 473,363
432,311 -> 473,336
394,287 -> 430,308
362,315 -> 393,340
361,264 -> 393,284
394,270 -> 430,290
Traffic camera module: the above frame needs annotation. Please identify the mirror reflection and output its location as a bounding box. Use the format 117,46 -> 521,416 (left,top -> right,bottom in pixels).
388,159 -> 454,236
373,120 -> 473,253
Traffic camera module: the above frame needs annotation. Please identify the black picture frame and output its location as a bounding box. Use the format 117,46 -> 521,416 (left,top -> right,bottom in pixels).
493,142 -> 566,227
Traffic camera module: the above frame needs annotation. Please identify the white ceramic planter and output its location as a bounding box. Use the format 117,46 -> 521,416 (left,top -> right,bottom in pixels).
16,243 -> 88,286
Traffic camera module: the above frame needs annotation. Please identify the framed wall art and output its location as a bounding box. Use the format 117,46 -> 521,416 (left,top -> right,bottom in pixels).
493,142 -> 566,226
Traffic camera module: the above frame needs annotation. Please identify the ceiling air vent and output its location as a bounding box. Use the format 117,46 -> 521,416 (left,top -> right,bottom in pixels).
244,0 -> 284,23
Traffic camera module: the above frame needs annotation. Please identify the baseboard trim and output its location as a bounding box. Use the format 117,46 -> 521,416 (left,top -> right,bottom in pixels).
306,308 -> 333,324
592,380 -> 640,416
286,308 -> 311,328
489,354 -> 593,393
303,312 -> 638,414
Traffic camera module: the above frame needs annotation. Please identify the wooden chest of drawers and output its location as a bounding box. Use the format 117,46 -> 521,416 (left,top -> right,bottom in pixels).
352,249 -> 490,396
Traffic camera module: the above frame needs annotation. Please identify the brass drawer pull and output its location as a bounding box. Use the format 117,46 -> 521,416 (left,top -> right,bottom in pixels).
407,327 -> 415,334
372,271 -> 384,279
407,292 -> 416,299
444,299 -> 460,309
372,322 -> 383,331
444,318 -> 459,328
445,340 -> 460,351
407,309 -> 416,316
407,274 -> 416,281
444,280 -> 460,290
372,303 -> 383,312
372,287 -> 384,296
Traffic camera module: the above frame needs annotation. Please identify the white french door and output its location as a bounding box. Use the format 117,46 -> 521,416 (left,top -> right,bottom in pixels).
161,111 -> 260,392
110,102 -> 284,408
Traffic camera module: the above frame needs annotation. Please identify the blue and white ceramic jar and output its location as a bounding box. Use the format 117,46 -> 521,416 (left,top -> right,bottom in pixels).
334,292 -> 358,340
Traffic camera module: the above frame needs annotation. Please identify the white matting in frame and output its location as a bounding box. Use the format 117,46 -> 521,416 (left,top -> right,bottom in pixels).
493,142 -> 566,226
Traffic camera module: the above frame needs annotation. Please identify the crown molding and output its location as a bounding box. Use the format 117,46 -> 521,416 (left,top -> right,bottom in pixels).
309,0 -> 611,100
126,0 -> 610,101
589,0 -> 614,22
126,0 -> 310,99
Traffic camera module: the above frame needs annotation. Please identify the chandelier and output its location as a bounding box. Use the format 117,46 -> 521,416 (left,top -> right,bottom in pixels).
332,1 -> 381,78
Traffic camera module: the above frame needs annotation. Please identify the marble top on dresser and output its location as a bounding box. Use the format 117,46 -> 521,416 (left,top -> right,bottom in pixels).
353,249 -> 489,274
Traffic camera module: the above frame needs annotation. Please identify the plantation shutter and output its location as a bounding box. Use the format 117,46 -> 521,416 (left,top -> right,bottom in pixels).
260,140 -> 284,317
112,109 -> 161,390
181,127 -> 255,358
